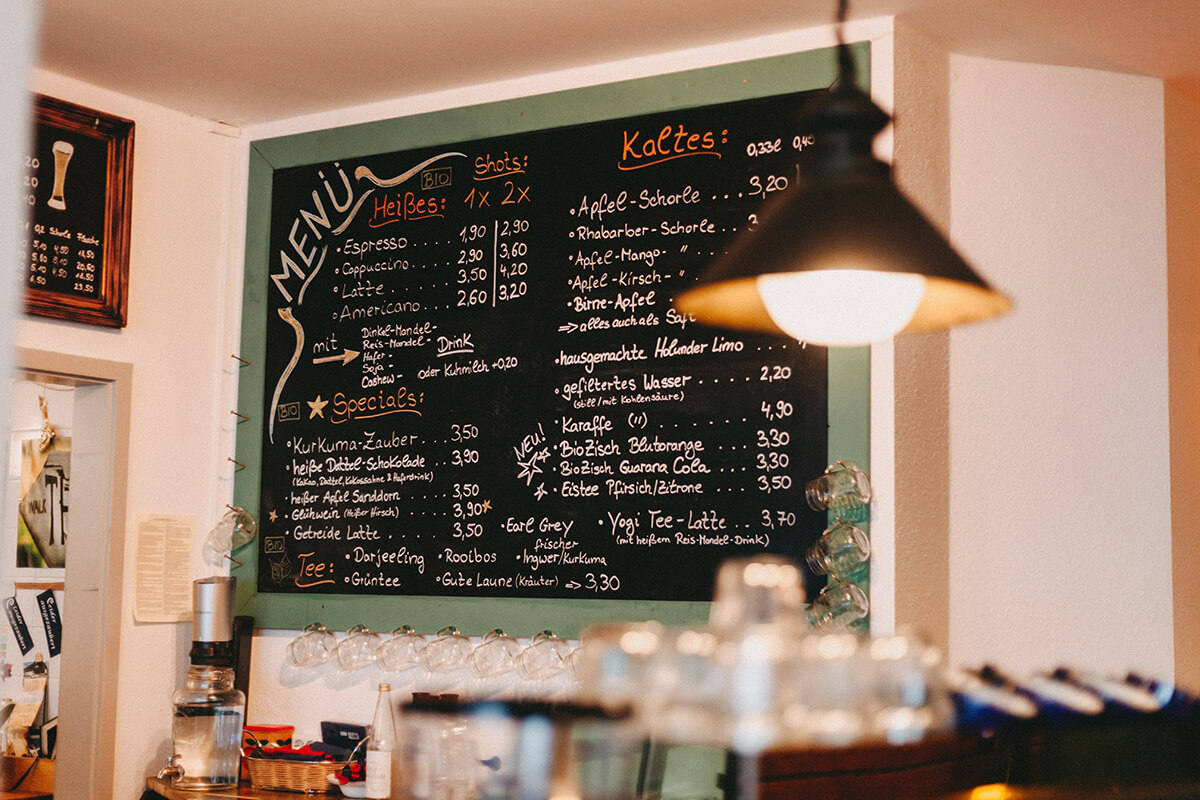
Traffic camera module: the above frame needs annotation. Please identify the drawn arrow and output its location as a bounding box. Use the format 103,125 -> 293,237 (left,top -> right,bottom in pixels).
313,349 -> 359,365
565,581 -> 581,590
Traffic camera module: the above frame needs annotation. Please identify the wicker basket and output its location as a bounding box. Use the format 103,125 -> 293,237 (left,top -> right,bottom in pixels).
245,755 -> 347,793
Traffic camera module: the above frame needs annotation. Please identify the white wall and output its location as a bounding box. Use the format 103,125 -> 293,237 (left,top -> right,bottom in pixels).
887,19 -> 953,650
947,56 -> 1174,677
17,71 -> 243,800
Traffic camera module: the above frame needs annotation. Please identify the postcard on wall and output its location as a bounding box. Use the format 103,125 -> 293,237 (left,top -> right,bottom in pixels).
17,437 -> 70,569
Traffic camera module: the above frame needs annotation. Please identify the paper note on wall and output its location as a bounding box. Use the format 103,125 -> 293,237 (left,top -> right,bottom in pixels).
134,514 -> 194,622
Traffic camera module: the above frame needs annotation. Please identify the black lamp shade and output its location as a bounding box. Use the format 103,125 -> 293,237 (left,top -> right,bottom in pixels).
674,78 -> 1010,344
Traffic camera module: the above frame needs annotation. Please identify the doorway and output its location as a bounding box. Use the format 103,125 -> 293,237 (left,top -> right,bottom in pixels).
4,349 -> 131,799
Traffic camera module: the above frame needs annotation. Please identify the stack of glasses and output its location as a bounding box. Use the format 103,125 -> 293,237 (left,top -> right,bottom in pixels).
574,555 -> 954,756
803,461 -> 872,631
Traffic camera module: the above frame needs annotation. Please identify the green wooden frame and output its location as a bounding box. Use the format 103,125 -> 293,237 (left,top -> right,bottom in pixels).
233,44 -> 870,636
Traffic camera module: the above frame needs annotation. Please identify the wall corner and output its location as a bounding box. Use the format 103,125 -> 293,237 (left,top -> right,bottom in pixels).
890,18 -> 952,656
1165,83 -> 1200,687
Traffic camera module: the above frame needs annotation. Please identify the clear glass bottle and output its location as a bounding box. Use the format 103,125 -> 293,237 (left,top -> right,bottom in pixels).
170,664 -> 246,789
365,683 -> 398,799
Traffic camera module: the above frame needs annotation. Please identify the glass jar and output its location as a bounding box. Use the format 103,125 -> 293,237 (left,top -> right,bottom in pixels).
805,461 -> 872,512
170,665 -> 246,789
806,520 -> 871,577
806,579 -> 869,631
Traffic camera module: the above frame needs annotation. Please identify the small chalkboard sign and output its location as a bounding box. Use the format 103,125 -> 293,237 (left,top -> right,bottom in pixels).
21,95 -> 133,328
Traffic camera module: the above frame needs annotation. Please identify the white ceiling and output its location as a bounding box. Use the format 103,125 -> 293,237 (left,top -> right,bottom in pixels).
34,0 -> 1200,128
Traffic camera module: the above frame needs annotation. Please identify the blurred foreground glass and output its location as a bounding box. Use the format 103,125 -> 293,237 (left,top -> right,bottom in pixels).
866,633 -> 955,744
335,624 -> 382,671
575,622 -> 663,711
644,627 -> 725,746
718,623 -> 797,754
379,626 -> 427,672
806,519 -> 871,577
401,700 -> 640,800
788,632 -> 869,745
701,555 -> 809,753
287,622 -> 336,667
785,631 -> 953,747
435,712 -> 477,800
805,461 -> 872,512
806,579 -> 869,631
708,554 -> 806,634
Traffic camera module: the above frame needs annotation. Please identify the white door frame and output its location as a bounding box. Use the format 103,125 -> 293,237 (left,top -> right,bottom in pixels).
16,348 -> 131,800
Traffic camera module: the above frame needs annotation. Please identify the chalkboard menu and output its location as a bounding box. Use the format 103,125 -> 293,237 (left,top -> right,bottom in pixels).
21,95 -> 133,327
255,86 -> 839,603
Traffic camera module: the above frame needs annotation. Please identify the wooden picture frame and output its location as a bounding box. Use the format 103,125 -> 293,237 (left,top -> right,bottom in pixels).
21,95 -> 133,328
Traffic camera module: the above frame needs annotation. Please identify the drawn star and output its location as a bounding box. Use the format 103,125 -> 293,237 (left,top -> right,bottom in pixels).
307,395 -> 329,418
268,509 -> 278,523
516,457 -> 544,485
481,499 -> 492,513
534,482 -> 548,501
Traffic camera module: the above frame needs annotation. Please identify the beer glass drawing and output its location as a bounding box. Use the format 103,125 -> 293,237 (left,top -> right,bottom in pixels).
48,140 -> 74,211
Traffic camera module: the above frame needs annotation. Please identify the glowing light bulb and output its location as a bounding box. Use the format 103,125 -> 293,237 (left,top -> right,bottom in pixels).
757,270 -> 926,346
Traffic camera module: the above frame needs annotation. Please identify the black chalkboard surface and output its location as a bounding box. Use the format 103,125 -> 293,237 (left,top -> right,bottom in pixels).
257,88 -> 832,602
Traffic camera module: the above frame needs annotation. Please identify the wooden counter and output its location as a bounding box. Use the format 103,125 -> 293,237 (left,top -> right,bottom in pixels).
754,734 -> 1010,800
144,775 -> 336,799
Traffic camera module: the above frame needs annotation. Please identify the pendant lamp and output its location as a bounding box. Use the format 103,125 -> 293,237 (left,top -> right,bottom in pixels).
674,3 -> 1010,347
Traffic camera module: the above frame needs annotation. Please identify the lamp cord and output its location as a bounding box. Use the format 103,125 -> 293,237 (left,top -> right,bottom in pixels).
834,0 -> 856,87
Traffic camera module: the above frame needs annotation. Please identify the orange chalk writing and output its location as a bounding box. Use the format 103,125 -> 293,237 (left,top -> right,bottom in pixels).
368,192 -> 447,227
619,124 -> 727,171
